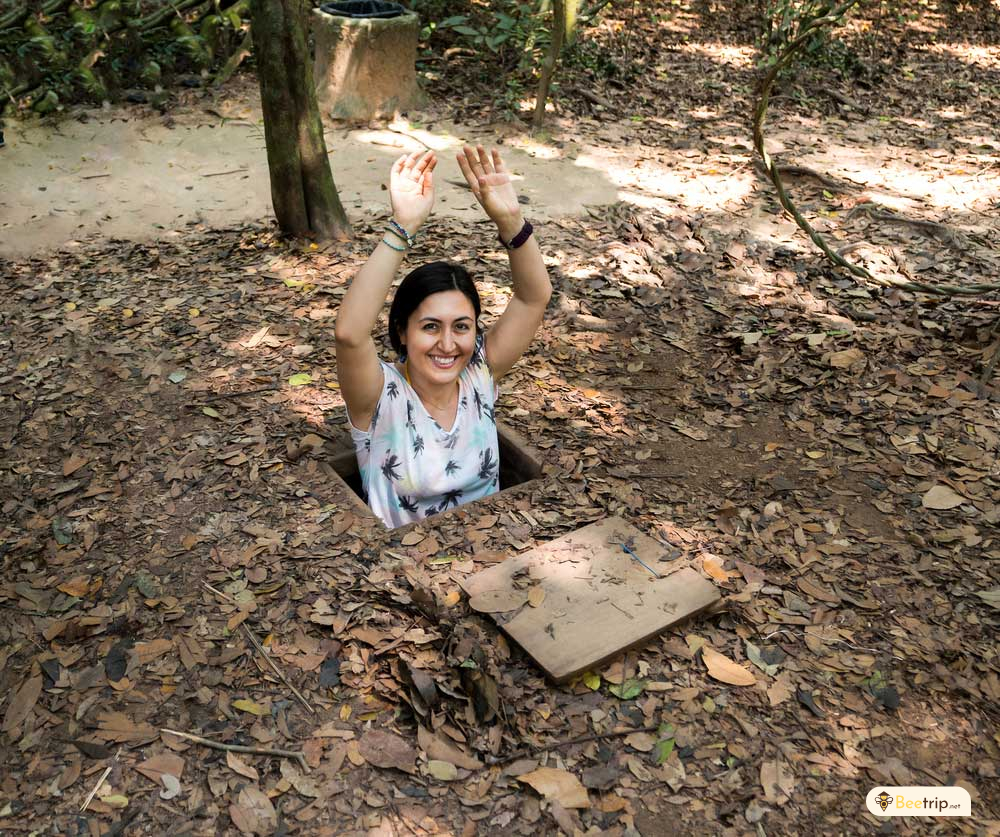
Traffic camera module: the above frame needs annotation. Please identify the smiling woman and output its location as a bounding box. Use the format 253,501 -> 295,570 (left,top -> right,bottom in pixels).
334,146 -> 551,528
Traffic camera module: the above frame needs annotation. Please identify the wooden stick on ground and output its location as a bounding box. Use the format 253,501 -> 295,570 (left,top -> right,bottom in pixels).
201,582 -> 315,715
242,624 -> 315,715
161,729 -> 308,771
80,747 -> 121,811
484,723 -> 662,766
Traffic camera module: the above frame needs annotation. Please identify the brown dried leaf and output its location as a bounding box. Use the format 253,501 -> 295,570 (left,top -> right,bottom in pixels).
702,647 -> 756,687
921,484 -> 965,510
231,786 -> 276,835
417,725 -> 482,770
357,730 -> 417,774
468,589 -> 529,613
226,751 -> 259,781
135,753 -> 185,784
2,676 -> 43,735
517,767 -> 590,809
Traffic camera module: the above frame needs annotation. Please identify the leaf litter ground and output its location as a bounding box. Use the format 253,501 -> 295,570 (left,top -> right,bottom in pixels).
2,2 -> 1000,835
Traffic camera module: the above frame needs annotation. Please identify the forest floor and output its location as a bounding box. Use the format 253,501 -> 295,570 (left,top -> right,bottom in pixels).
1,1 -> 999,836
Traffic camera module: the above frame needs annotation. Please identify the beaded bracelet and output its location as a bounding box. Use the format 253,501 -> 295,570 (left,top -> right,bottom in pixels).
388,219 -> 416,248
382,237 -> 406,252
386,226 -> 410,245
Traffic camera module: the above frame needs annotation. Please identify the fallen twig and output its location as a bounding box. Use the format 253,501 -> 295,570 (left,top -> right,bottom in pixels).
200,582 -> 314,715
202,581 -> 237,605
160,729 -> 308,771
485,723 -> 661,766
200,168 -> 250,178
242,624 -> 315,715
820,86 -> 868,113
199,385 -> 279,402
80,747 -> 121,811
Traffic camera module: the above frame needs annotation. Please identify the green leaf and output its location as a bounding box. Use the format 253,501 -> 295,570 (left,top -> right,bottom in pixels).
135,572 -> 159,598
168,370 -> 187,384
654,737 -> 675,764
582,671 -> 601,691
52,516 -> 73,545
288,373 -> 312,387
746,641 -> 780,676
439,15 -> 469,26
608,678 -> 645,700
459,659 -> 478,669
428,554 -> 457,565
202,406 -> 221,418
452,25 -> 479,36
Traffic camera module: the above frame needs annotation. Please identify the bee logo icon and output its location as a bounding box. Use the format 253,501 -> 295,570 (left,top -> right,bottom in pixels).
875,791 -> 893,812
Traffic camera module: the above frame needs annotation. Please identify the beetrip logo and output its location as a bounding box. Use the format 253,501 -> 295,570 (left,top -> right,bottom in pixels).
866,787 -> 971,817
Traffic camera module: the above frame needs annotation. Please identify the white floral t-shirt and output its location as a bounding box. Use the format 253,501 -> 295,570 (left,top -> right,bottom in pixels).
349,335 -> 500,528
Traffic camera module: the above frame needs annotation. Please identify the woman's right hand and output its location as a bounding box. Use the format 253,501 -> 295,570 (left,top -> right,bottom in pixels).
389,150 -> 437,235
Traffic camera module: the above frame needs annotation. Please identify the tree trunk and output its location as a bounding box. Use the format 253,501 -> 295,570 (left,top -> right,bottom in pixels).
533,0 -> 565,130
250,0 -> 351,240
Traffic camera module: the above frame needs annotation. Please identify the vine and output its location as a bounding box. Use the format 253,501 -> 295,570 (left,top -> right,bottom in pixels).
752,0 -> 1000,297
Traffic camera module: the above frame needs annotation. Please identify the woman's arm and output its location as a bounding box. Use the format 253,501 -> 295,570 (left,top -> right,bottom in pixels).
456,146 -> 551,379
335,151 -> 436,431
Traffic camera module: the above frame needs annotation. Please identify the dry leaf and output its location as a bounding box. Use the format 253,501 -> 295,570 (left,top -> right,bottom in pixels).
134,753 -> 185,784
57,575 -> 92,597
921,484 -> 966,510
231,786 -> 276,835
426,759 -> 459,781
624,732 -> 656,752
468,589 -> 529,613
357,730 -> 417,774
2,675 -> 42,735
517,767 -> 590,809
63,453 -> 89,476
829,348 -> 865,368
232,699 -> 266,716
701,556 -> 735,583
702,646 -> 756,686
226,751 -> 259,781
159,774 -> 181,800
527,586 -> 546,607
400,531 -> 425,546
417,725 -> 482,770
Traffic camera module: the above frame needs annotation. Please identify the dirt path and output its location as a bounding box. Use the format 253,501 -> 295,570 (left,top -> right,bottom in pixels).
1,84 -> 620,258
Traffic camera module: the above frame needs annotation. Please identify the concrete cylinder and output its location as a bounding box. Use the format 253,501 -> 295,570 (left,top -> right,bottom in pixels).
312,6 -> 424,120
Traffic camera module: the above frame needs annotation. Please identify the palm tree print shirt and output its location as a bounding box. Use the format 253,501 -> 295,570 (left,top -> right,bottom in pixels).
349,335 -> 500,528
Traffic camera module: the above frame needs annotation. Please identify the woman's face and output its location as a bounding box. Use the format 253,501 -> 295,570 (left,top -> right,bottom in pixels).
400,290 -> 478,388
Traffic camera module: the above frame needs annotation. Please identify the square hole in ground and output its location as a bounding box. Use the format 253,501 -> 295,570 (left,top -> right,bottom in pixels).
320,418 -> 544,528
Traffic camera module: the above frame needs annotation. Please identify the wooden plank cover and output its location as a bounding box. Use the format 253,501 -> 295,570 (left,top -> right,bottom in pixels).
460,517 -> 720,683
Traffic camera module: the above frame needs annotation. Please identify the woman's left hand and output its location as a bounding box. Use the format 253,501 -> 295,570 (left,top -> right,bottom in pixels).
457,145 -> 523,238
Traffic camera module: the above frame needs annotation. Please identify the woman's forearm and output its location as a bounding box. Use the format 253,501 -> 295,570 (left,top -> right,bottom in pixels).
500,215 -> 551,307
335,222 -> 419,345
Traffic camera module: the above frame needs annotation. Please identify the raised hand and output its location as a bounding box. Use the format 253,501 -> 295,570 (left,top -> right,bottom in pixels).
457,145 -> 523,237
390,150 -> 437,233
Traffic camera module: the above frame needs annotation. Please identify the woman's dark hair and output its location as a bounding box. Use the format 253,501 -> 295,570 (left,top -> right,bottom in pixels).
387,261 -> 481,357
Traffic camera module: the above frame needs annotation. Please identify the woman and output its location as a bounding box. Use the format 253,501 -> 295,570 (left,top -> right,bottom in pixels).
334,146 -> 551,528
